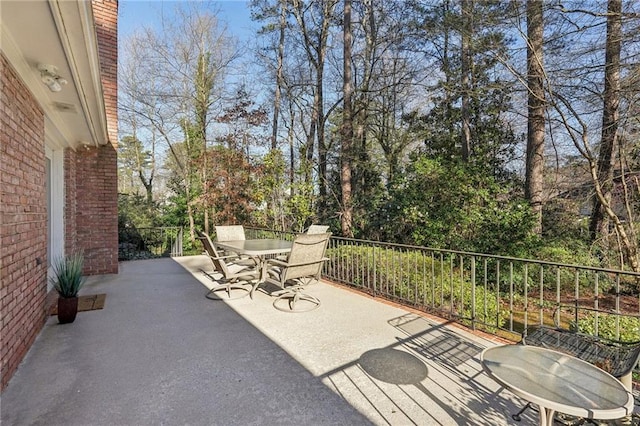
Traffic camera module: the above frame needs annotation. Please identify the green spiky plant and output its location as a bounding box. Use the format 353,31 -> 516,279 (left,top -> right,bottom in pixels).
51,253 -> 86,298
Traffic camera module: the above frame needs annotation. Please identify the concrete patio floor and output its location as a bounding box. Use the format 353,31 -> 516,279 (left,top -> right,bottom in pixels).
1,256 -> 626,425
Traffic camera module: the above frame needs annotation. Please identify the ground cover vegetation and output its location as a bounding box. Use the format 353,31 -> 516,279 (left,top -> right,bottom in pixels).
117,1 -> 640,283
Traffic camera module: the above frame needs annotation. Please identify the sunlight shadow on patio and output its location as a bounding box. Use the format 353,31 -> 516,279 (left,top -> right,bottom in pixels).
177,255 -> 537,425
357,347 -> 470,424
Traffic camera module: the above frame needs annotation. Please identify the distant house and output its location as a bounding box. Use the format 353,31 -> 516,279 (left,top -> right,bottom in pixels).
1,0 -> 118,389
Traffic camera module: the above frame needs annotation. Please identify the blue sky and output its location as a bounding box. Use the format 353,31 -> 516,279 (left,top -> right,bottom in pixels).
117,1 -> 265,146
118,0 -> 254,39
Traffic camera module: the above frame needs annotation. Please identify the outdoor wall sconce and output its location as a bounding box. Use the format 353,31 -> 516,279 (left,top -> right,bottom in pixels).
38,63 -> 67,92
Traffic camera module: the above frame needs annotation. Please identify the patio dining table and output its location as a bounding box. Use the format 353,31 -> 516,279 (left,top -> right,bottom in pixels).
481,344 -> 634,426
213,238 -> 292,297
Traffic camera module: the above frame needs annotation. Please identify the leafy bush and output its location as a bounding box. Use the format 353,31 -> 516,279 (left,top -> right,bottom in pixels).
535,239 -> 600,268
118,193 -> 162,230
327,245 -> 507,330
575,313 -> 640,343
382,156 -> 538,257
541,198 -> 587,241
480,238 -> 611,295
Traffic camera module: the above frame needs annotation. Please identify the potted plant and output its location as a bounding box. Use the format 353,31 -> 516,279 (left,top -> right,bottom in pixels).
51,252 -> 86,324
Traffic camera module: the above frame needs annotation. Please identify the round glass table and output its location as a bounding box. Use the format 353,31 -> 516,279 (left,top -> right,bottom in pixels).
481,344 -> 634,426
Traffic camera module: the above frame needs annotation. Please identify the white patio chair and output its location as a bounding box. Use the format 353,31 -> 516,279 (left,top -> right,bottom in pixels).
305,224 -> 329,234
262,232 -> 331,312
214,225 -> 246,241
197,231 -> 260,300
215,225 -> 247,260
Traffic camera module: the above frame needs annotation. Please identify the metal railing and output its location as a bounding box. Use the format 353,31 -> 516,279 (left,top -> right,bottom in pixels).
246,227 -> 640,343
119,226 -> 183,260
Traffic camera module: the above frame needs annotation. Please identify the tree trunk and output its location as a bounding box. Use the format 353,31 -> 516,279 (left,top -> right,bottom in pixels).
525,0 -> 545,235
441,1 -> 453,135
460,0 -> 472,161
139,170 -> 154,204
272,0 -> 287,150
288,110 -> 295,191
317,66 -> 327,199
589,0 -> 621,243
354,0 -> 374,200
341,0 -> 354,237
315,1 -> 334,202
187,200 -> 196,245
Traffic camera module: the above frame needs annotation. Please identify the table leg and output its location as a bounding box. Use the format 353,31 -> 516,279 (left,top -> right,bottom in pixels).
538,406 -> 555,426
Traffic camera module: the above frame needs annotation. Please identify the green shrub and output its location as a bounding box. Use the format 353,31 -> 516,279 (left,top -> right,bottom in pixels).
327,245 -> 507,330
382,157 -> 538,257
575,313 -> 640,343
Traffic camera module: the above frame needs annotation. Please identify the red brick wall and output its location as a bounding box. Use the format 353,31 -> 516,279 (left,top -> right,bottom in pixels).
0,0 -> 118,390
64,149 -> 78,256
65,0 -> 119,275
70,145 -> 118,274
0,54 -> 49,390
93,0 -> 118,148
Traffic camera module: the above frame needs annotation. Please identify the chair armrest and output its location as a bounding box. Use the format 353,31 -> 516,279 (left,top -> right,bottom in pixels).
214,253 -> 245,262
265,258 -> 289,268
266,257 -> 329,269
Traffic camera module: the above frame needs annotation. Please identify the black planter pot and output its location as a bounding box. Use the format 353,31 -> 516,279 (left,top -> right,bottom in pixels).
57,297 -> 78,324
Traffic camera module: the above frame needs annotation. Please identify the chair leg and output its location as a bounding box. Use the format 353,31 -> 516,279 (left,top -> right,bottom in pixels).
205,282 -> 251,300
272,289 -> 320,313
512,402 -> 531,422
250,280 -> 262,299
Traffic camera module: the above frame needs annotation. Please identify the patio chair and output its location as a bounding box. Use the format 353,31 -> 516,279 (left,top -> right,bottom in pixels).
272,224 -> 328,262
197,231 -> 260,300
262,232 -> 331,312
215,225 -> 246,241
306,224 -> 329,234
215,225 -> 247,260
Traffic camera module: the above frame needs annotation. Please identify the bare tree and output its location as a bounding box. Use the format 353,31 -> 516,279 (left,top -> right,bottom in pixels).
119,4 -> 239,242
291,0 -> 339,195
118,135 -> 155,203
119,33 -> 158,200
550,0 -> 640,272
271,0 -> 289,150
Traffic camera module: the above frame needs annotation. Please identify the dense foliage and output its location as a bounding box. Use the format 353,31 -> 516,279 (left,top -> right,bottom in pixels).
376,156 -> 538,256
327,245 -> 508,331
117,1 -> 640,274
575,314 -> 640,343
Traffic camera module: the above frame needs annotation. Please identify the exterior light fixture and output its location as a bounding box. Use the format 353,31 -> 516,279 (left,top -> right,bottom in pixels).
38,64 -> 67,92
